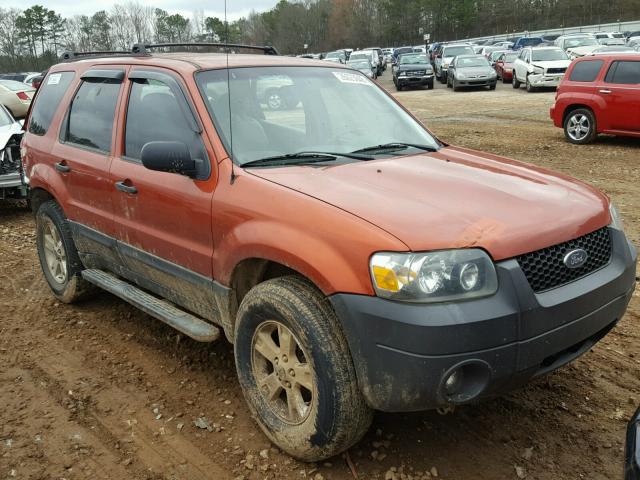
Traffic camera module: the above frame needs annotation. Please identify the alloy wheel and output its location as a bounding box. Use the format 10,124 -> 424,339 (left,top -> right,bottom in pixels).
567,113 -> 591,142
42,217 -> 67,284
251,320 -> 315,425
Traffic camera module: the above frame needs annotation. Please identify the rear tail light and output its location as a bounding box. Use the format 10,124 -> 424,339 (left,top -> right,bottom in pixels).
16,91 -> 29,101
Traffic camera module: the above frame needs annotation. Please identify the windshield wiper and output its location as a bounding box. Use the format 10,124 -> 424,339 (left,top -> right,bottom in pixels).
241,150 -> 371,168
351,143 -> 439,155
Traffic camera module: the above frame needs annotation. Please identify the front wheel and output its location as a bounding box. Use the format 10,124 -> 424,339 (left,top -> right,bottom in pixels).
427,80 -> 434,90
525,76 -> 536,93
512,75 -> 521,89
234,276 -> 372,461
564,108 -> 597,144
36,200 -> 96,303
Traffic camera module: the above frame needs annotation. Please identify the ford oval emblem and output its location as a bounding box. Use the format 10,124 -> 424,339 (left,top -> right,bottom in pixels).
563,249 -> 588,269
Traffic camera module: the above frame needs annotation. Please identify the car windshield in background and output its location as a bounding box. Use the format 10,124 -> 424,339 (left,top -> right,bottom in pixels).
0,107 -> 14,127
326,52 -> 344,59
444,46 -> 474,57
566,38 -> 599,48
504,53 -> 518,62
349,53 -> 369,61
196,67 -> 439,166
458,57 -> 489,67
349,61 -> 371,69
520,38 -> 542,46
532,49 -> 569,61
0,80 -> 33,92
400,54 -> 428,64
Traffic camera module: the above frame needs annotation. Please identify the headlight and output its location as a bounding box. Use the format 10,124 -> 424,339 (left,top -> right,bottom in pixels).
442,63 -> 449,69
398,72 -> 406,77
457,72 -> 466,79
609,203 -> 625,231
370,249 -> 498,303
532,66 -> 544,74
490,71 -> 497,78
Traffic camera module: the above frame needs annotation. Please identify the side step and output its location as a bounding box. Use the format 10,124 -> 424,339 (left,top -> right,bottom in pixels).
81,269 -> 221,342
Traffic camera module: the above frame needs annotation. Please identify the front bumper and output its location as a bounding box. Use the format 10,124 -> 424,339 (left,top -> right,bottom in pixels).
455,77 -> 497,88
397,75 -> 434,87
529,73 -> 565,87
331,228 -> 637,412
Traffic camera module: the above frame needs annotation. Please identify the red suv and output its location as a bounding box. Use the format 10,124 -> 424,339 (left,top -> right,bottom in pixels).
22,44 -> 637,462
551,54 -> 640,144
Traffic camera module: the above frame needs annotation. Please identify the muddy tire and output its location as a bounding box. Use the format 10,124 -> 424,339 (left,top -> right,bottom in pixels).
35,200 -> 96,303
234,275 -> 372,461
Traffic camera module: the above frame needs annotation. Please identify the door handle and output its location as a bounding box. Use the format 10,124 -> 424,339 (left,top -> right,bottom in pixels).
599,89 -> 612,94
55,162 -> 70,173
115,181 -> 137,194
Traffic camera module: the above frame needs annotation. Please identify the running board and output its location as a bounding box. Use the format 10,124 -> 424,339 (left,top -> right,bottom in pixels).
81,269 -> 221,342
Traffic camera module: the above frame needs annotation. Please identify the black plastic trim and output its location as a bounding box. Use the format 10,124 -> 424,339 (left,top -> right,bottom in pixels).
81,69 -> 125,81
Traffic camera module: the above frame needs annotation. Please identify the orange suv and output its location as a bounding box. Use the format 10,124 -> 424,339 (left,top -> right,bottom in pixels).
22,43 -> 637,461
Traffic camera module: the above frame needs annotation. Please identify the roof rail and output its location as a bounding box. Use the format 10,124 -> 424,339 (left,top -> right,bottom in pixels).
131,42 -> 279,56
61,50 -> 138,61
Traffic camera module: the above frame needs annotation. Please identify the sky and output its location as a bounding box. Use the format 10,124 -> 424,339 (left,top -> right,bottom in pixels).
1,0 -> 280,20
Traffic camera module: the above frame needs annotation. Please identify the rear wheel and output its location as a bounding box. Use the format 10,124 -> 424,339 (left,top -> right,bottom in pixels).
234,276 -> 372,461
563,108 -> 597,144
35,200 -> 96,303
502,75 -> 509,84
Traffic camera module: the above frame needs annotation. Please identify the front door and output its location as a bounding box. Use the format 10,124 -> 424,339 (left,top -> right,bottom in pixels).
109,67 -> 219,320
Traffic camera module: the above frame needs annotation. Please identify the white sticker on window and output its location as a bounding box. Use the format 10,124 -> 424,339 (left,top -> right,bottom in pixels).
332,71 -> 372,85
47,73 -> 61,85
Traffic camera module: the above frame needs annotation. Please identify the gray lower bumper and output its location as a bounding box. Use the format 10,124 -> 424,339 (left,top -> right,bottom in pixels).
330,228 -> 637,412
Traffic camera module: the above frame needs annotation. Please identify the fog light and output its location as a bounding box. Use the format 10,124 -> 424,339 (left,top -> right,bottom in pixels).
459,263 -> 479,291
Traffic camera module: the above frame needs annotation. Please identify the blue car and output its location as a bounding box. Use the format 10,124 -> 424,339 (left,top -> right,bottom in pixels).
512,36 -> 544,50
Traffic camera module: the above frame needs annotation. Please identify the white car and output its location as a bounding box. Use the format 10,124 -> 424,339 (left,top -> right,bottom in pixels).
348,50 -> 379,79
512,46 -> 571,92
594,32 -> 626,46
554,34 -> 594,51
0,104 -> 26,200
435,43 -> 475,83
564,37 -> 602,59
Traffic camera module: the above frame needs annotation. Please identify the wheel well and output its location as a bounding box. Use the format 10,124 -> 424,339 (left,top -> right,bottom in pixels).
229,258 -> 304,318
562,104 -> 593,126
29,188 -> 55,215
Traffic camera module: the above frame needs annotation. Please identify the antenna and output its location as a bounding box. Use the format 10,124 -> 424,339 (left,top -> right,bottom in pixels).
225,0 -> 237,185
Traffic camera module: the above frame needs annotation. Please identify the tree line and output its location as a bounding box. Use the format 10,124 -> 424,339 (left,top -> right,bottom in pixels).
1,0 -> 639,73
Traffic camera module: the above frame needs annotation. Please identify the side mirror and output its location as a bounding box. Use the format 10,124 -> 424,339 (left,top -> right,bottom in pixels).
141,141 -> 196,177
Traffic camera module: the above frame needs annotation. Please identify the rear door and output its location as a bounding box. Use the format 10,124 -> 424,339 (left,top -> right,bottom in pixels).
109,67 -> 218,319
51,68 -> 125,238
596,60 -> 640,131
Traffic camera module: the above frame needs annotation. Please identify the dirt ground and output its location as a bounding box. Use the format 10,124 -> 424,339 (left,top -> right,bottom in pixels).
1,69 -> 639,480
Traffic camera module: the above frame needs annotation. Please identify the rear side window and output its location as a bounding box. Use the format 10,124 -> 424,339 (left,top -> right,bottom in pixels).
605,61 -> 640,84
28,72 -> 74,135
65,79 -> 121,152
569,60 -> 604,82
125,79 -> 206,162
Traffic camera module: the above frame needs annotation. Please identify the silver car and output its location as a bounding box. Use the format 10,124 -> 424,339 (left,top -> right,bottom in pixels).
446,55 -> 497,91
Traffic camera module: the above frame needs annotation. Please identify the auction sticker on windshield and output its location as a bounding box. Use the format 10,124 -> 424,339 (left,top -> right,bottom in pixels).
332,71 -> 372,85
47,73 -> 61,85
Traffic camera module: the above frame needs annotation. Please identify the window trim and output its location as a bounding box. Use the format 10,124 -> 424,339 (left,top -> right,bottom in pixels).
59,75 -> 123,155
122,68 -> 210,180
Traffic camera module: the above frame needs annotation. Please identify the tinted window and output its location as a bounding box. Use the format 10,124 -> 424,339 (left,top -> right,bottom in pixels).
569,60 -> 604,82
605,61 -> 640,84
125,79 -> 206,162
28,71 -> 74,135
66,79 -> 120,152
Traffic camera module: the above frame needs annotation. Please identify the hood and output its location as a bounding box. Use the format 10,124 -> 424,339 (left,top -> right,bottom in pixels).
458,66 -> 494,75
567,45 -> 599,56
531,59 -> 572,69
246,147 -> 610,260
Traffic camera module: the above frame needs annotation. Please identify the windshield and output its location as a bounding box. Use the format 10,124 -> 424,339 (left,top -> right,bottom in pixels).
490,51 -> 506,61
348,60 -> 371,69
326,52 -> 343,59
0,106 -> 14,127
443,46 -> 474,57
519,38 -> 542,47
400,54 -> 428,64
349,53 -> 370,61
196,67 -> 439,166
532,49 -> 569,61
566,38 -> 599,48
503,53 -> 518,62
457,57 -> 489,68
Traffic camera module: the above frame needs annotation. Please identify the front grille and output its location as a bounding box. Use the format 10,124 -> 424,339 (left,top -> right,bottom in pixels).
546,67 -> 567,74
407,70 -> 426,76
516,227 -> 612,293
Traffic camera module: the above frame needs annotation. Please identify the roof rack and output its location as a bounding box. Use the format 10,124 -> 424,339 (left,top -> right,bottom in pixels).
131,42 -> 279,56
61,50 -> 137,61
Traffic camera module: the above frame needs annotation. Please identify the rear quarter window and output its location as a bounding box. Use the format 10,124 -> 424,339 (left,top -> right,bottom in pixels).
28,71 -> 74,136
569,60 -> 604,82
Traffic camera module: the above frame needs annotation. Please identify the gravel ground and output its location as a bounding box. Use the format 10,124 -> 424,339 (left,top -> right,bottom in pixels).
0,67 -> 638,480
